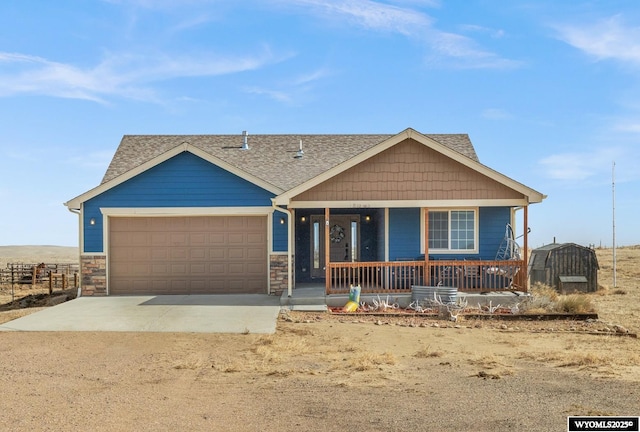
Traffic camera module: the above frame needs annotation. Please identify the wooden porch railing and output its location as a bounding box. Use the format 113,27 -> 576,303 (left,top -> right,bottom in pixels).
327,259 -> 526,295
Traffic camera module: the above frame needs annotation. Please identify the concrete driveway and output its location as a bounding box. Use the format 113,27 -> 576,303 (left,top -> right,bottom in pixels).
0,295 -> 282,334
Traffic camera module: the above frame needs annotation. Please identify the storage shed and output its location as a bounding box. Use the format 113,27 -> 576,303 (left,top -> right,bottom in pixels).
528,243 -> 599,293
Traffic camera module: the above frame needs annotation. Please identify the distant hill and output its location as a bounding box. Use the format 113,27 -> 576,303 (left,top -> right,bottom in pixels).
0,245 -> 78,267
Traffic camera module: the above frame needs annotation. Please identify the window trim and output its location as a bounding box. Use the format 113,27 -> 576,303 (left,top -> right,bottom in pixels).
421,208 -> 479,254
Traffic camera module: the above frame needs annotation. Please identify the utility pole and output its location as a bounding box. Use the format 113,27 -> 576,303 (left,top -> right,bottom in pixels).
612,161 -> 617,288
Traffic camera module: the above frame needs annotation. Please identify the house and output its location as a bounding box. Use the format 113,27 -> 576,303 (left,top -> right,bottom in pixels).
529,243 -> 599,293
65,128 -> 545,297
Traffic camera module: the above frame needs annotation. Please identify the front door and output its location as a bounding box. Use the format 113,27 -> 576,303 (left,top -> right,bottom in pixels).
310,214 -> 360,279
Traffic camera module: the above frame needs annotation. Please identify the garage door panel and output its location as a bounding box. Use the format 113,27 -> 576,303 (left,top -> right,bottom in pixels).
151,248 -> 169,260
227,218 -> 245,230
209,248 -> 226,260
151,263 -> 169,275
168,218 -> 188,230
247,248 -> 266,259
170,263 -> 187,274
131,263 -> 152,276
210,233 -> 226,245
129,233 -> 147,245
228,248 -> 246,259
109,216 -> 267,295
170,248 -> 188,259
190,263 -> 206,274
228,233 -> 245,245
247,233 -> 265,244
189,248 -> 206,260
188,217 -> 207,229
170,233 -> 187,246
189,233 -> 207,245
227,263 -> 246,274
246,262 -> 267,275
131,248 -> 151,261
151,233 -> 169,246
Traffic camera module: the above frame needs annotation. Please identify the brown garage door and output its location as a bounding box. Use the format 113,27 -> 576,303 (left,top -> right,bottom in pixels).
109,216 -> 267,295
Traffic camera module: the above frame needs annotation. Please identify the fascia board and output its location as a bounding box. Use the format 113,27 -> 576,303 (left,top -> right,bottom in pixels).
100,207 -> 273,216
65,143 -> 283,209
287,199 -> 531,209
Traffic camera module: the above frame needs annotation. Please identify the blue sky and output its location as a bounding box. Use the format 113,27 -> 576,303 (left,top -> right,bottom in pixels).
1,0 -> 639,248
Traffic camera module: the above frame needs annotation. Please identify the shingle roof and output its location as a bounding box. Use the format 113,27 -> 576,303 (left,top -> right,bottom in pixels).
102,132 -> 479,192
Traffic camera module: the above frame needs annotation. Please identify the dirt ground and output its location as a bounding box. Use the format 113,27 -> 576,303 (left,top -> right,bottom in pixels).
0,246 -> 638,432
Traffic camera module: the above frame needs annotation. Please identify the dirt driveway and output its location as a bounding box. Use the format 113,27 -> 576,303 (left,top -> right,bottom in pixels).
0,313 -> 638,432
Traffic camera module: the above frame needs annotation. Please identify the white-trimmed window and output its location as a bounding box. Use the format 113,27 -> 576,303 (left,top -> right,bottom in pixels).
428,210 -> 477,252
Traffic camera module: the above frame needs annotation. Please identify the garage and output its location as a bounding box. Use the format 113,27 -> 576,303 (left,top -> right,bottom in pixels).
108,216 -> 268,295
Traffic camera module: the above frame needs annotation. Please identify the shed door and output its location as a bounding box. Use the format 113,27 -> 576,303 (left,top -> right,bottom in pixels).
109,216 -> 267,295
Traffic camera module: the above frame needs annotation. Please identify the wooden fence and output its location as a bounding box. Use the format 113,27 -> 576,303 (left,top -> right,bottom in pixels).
0,263 -> 79,290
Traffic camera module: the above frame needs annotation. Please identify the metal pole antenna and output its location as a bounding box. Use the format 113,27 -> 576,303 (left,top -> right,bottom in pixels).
612,161 -> 617,288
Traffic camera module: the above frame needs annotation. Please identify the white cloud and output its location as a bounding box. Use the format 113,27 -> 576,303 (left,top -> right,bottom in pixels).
460,24 -> 505,39
102,0 -> 214,9
243,86 -> 293,103
0,48 -> 285,103
427,31 -> 520,69
538,147 -> 621,181
613,118 -> 640,133
291,68 -> 332,86
283,0 -> 432,35
242,67 -> 332,103
481,108 -> 512,120
554,15 -> 640,66
279,0 -> 518,69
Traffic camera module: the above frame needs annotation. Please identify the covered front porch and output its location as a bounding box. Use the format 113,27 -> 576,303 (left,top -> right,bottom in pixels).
291,206 -> 528,296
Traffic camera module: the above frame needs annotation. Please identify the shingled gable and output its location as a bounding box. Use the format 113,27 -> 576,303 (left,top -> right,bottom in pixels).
65,128 -> 482,209
274,128 -> 545,206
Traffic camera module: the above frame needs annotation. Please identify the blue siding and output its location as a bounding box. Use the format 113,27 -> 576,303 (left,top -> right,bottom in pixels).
272,211 -> 289,252
83,152 -> 276,252
429,207 -> 511,260
478,207 -> 511,259
388,208 -> 421,260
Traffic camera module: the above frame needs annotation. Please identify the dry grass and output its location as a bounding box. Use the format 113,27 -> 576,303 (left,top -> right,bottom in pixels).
414,345 -> 444,358
558,352 -> 611,368
521,282 -> 594,314
349,352 -> 397,371
517,351 -> 565,363
553,294 -> 595,313
468,353 -> 512,369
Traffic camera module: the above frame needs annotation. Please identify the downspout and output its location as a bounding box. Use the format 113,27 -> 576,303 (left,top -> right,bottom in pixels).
66,205 -> 83,297
271,200 -> 293,297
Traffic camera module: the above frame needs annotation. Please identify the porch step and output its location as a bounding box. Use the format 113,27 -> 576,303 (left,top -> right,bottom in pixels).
287,304 -> 328,312
280,285 -> 327,311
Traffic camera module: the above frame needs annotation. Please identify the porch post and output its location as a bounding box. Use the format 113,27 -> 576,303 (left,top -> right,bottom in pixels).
325,207 -> 330,292
424,208 -> 429,284
523,205 -> 529,290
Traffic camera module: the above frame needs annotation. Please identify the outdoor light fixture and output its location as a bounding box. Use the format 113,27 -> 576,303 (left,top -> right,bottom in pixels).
300,216 -> 306,222
365,215 -> 371,222
280,217 -> 286,225
89,218 -> 96,226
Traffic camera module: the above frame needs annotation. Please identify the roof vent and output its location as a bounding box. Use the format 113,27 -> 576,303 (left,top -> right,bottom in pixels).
241,130 -> 249,150
294,139 -> 304,159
